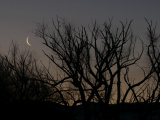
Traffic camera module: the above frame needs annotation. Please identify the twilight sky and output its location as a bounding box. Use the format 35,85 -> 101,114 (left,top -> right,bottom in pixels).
0,0 -> 160,61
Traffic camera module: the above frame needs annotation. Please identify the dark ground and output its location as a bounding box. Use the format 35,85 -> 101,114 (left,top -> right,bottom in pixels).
1,101 -> 160,120
1,101 -> 75,120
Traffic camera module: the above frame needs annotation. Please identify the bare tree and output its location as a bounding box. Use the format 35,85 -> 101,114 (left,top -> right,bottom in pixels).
34,18 -> 146,120
0,42 -> 55,102
0,54 -> 13,103
144,19 -> 160,103
1,17 -> 160,119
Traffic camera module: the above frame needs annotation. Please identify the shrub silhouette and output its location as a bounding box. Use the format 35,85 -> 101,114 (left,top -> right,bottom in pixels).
0,42 -> 53,103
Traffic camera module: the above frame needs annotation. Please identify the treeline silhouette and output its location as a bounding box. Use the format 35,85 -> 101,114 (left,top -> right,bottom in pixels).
0,42 -> 75,119
0,42 -> 52,103
1,18 -> 160,120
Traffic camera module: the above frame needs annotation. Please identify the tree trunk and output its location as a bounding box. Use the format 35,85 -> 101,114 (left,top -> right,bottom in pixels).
117,71 -> 121,104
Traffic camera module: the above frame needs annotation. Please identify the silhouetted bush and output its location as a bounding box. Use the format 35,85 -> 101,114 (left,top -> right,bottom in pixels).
0,42 -> 53,103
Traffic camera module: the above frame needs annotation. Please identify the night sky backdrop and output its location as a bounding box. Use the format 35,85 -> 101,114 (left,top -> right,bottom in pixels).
0,0 -> 160,62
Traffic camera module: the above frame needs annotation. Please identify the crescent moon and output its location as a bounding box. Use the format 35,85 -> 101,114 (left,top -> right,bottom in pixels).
26,36 -> 32,46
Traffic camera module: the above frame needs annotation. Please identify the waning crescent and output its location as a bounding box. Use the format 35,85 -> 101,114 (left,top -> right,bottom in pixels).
26,36 -> 31,46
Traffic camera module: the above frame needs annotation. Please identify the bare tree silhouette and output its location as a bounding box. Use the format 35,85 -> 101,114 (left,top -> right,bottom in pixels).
0,42 -> 54,103
34,18 -> 146,120
144,19 -> 160,103
1,18 -> 160,120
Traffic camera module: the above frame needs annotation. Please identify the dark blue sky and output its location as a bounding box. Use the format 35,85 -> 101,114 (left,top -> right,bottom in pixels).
0,0 -> 160,58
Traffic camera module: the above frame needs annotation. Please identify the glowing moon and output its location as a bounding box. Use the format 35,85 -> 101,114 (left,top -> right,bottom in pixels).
26,36 -> 31,46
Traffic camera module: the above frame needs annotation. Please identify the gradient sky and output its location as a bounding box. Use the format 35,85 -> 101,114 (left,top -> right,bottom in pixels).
0,0 -> 160,61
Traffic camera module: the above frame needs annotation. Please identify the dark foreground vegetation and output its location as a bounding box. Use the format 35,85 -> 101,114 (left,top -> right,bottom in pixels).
2,101 -> 75,120
2,101 -> 160,120
74,102 -> 160,120
1,18 -> 160,120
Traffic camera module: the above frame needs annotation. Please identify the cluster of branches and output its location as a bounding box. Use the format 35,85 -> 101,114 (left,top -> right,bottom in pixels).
34,18 -> 160,119
1,17 -> 160,119
0,42 -> 64,103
